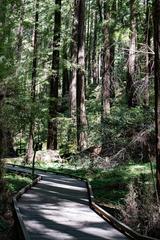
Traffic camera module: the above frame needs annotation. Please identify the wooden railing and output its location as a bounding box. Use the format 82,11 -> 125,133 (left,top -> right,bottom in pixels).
86,181 -> 159,240
6,166 -> 42,240
7,164 -> 159,240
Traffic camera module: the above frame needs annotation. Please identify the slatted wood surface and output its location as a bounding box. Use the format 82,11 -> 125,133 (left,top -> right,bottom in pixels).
8,165 -> 128,240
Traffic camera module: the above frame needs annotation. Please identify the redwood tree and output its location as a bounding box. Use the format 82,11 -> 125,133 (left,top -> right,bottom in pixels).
0,0 -> 16,158
154,0 -> 160,195
25,0 -> 39,163
69,0 -> 78,124
143,0 -> 151,107
102,1 -> 111,118
126,0 -> 138,107
77,0 -> 88,151
47,0 -> 61,150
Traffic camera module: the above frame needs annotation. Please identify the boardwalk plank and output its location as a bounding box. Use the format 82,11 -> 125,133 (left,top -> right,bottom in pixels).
10,167 -> 128,239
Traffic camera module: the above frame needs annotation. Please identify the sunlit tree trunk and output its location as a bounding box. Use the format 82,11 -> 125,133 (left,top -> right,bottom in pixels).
47,0 -> 61,150
77,0 -> 88,151
126,0 -> 138,107
102,3 -> 111,118
69,1 -> 78,124
25,0 -> 39,163
154,0 -> 160,196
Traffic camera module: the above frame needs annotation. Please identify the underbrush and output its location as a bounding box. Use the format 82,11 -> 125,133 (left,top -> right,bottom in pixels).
7,158 -> 156,205
4,172 -> 32,193
32,160 -> 155,206
122,175 -> 160,238
0,172 -> 32,239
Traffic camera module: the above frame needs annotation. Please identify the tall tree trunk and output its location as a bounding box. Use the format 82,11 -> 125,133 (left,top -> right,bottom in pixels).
87,9 -> 94,85
86,0 -> 91,85
0,1 -> 15,158
109,1 -> 116,100
25,0 -> 39,163
126,0 -> 138,107
96,0 -> 103,86
47,0 -> 61,150
62,45 -> 69,98
109,38 -> 115,99
69,1 -> 78,124
143,0 -> 151,107
102,3 -> 111,118
77,0 -> 88,151
154,0 -> 160,196
92,12 -> 98,85
15,0 -> 25,82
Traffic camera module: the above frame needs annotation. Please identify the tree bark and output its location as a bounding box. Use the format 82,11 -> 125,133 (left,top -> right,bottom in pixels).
109,1 -> 116,100
86,0 -> 91,85
62,46 -> 69,98
69,0 -> 78,124
87,8 -> 94,85
126,0 -> 138,107
25,0 -> 39,163
143,0 -> 151,107
77,0 -> 88,151
47,0 -> 61,150
0,1 -> 16,158
110,39 -> 115,99
154,0 -> 160,195
92,12 -> 98,85
102,3 -> 111,118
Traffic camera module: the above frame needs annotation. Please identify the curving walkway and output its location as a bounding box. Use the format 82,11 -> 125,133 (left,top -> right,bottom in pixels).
8,165 -> 128,240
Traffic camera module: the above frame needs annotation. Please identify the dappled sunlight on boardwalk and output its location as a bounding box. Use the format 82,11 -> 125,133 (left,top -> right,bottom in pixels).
12,168 -> 128,239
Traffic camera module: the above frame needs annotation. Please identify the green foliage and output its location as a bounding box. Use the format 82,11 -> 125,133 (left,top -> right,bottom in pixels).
122,173 -> 160,236
109,104 -> 153,129
102,103 -> 154,161
58,117 -> 77,155
86,86 -> 102,146
4,173 -> 32,193
32,160 -> 155,206
0,172 -> 32,234
91,163 -> 155,205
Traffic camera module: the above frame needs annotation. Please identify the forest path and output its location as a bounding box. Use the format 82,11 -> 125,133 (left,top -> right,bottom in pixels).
8,165 -> 128,240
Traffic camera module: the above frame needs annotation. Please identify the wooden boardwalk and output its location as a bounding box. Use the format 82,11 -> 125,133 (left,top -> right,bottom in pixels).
9,166 -> 129,240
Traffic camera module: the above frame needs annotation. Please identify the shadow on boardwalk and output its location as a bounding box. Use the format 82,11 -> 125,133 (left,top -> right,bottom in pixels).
13,168 -> 128,240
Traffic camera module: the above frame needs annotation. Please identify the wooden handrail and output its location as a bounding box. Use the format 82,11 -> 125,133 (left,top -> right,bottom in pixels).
6,166 -> 42,240
7,164 -> 159,240
86,181 -> 159,240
